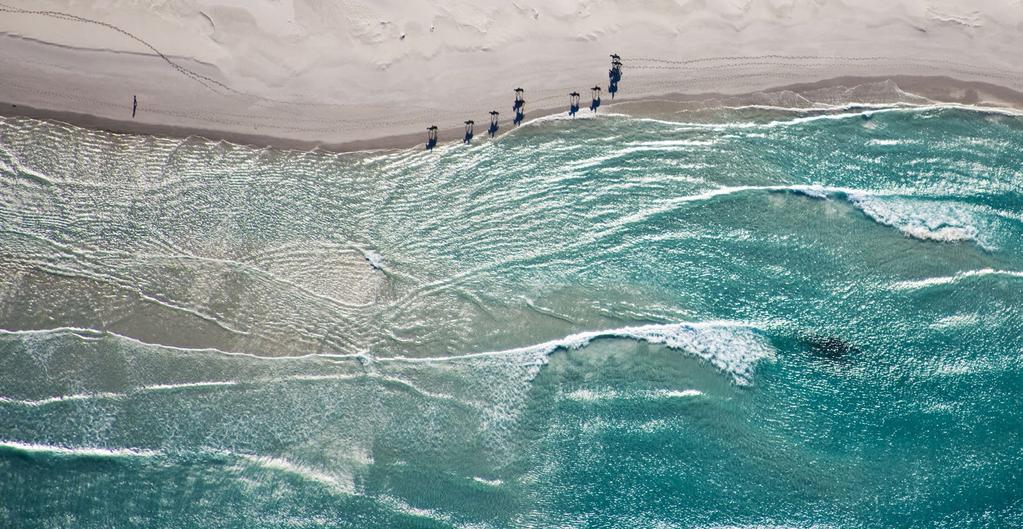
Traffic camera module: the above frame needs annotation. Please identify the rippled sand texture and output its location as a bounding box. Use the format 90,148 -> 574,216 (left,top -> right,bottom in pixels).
1,107 -> 1022,528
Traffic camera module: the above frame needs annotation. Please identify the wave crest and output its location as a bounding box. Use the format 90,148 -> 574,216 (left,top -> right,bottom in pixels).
392,320 -> 775,385
846,193 -> 986,246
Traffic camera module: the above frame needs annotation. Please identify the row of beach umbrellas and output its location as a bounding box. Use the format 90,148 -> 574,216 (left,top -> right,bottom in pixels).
426,54 -> 624,150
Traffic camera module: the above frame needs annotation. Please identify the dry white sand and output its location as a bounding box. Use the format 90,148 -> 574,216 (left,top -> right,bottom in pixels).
2,0 -> 1023,149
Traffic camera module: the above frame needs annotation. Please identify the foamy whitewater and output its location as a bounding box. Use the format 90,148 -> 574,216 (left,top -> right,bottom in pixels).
1,105 -> 1022,528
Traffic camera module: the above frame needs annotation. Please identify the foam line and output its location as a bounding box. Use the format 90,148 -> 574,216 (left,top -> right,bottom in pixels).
0,440 -> 158,458
0,381 -> 243,407
237,454 -> 356,494
382,320 -> 752,362
629,103 -> 1023,131
135,291 -> 251,337
0,326 -> 105,338
603,184 -> 882,230
844,192 -> 992,248
0,326 -> 367,363
472,476 -> 504,487
564,388 -> 704,402
0,392 -> 123,406
144,380 -> 241,391
0,320 -> 775,384
0,373 -> 466,408
892,269 -> 1023,290
384,320 -> 775,385
0,140 -> 55,185
376,495 -> 453,523
133,253 -> 375,309
594,184 -> 999,251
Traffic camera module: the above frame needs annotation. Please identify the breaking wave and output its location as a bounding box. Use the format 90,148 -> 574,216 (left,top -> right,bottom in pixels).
845,193 -> 989,247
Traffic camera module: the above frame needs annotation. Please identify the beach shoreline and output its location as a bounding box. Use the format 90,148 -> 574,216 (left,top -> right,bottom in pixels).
3,74 -> 1023,153
4,1 -> 1023,151
4,0 -> 1023,152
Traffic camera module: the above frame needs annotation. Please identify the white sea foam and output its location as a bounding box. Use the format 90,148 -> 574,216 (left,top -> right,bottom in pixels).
892,268 -> 1023,290
595,141 -> 720,160
0,371 -> 464,408
564,388 -> 704,402
929,314 -> 981,329
472,476 -> 504,487
696,525 -> 831,529
377,495 -> 452,523
644,102 -> 1023,132
0,380 -> 243,407
623,139 -> 720,148
239,454 -> 355,494
1,321 -> 773,385
0,392 -> 123,407
867,138 -> 917,146
780,187 -> 1001,249
637,419 -> 669,433
388,320 -> 774,385
0,326 -> 367,363
846,193 -> 984,245
0,441 -> 363,493
634,106 -> 887,131
148,380 -> 240,391
565,388 -> 621,402
0,326 -> 105,338
522,111 -> 601,126
597,182 -> 997,250
650,389 -> 704,398
0,440 -> 158,458
791,184 -> 830,199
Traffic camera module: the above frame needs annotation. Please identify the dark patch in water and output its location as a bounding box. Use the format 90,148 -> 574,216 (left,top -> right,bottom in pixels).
798,331 -> 860,361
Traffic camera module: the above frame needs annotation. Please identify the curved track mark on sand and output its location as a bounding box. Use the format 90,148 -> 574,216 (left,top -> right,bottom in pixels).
0,2 -> 233,95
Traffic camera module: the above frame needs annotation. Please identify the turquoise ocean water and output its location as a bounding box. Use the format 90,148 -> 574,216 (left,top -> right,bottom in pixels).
1,105 -> 1021,528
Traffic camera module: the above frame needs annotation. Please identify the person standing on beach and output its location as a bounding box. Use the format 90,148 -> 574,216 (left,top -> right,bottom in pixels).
132,95 -> 137,118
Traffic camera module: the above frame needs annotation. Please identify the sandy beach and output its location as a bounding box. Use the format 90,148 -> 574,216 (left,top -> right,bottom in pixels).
2,0 -> 1023,149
